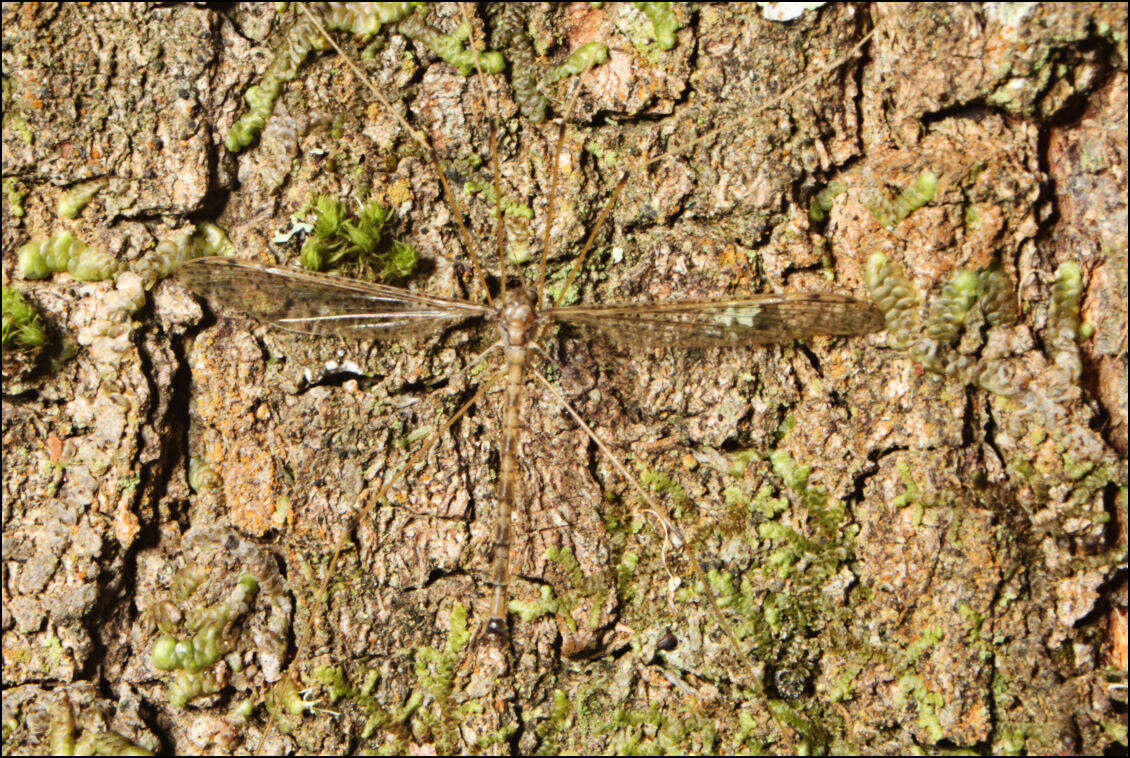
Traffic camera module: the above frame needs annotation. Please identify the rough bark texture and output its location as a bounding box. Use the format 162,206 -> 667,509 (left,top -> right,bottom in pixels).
2,3 -> 1127,755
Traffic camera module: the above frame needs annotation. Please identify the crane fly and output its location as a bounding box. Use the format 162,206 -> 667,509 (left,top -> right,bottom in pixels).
175,1 -> 884,667
175,258 -> 883,635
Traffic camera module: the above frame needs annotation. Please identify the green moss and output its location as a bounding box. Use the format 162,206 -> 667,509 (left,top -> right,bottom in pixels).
2,287 -> 48,352
509,584 -> 558,621
5,112 -> 33,144
2,176 -> 27,217
1047,261 -> 1085,381
46,699 -> 153,757
635,2 -> 681,50
419,22 -> 504,76
297,194 -> 418,278
56,179 -> 106,219
924,270 -> 980,342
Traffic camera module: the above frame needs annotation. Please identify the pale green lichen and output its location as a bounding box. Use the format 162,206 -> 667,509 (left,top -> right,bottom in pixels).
923,269 -> 980,343
227,3 -> 420,151
2,286 -> 48,352
151,573 -> 259,707
635,2 -> 681,50
808,181 -> 846,223
56,179 -> 106,219
2,176 -> 28,217
17,231 -> 119,282
45,699 -> 152,757
862,169 -> 938,228
1047,262 -> 1085,381
547,41 -> 610,83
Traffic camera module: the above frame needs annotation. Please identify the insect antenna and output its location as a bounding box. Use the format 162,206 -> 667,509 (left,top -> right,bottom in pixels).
298,4 -> 494,306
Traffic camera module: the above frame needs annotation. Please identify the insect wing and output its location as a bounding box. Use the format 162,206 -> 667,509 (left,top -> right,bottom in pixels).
174,257 -> 489,339
547,294 -> 884,348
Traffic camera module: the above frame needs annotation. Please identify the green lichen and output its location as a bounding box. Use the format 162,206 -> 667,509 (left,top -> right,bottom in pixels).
808,181 -> 846,223
547,42 -> 610,83
56,179 -> 106,219
17,231 -> 119,282
141,222 -> 235,286
635,2 -> 681,50
297,194 -> 418,278
151,573 -> 259,707
227,3 -> 420,151
2,176 -> 27,217
46,699 -> 152,757
2,287 -> 48,352
863,169 -> 938,228
1047,261 -> 1085,381
924,270 -> 980,343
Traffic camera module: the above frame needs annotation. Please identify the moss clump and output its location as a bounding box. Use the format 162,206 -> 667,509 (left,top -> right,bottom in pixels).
2,287 -> 48,352
56,179 -> 106,219
923,269 -> 981,343
1047,261 -> 1085,381
403,18 -> 505,76
17,231 -> 119,282
297,195 -> 418,278
635,2 -> 681,50
45,699 -> 153,757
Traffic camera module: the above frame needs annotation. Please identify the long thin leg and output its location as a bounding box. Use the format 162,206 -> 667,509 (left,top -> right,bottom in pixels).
536,81 -> 583,309
299,4 -> 494,306
528,362 -> 760,693
459,3 -> 508,300
295,345 -> 505,657
554,22 -> 882,306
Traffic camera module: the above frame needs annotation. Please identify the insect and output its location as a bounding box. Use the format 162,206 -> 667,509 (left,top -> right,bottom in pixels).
177,2 -> 881,642
173,2 -> 888,750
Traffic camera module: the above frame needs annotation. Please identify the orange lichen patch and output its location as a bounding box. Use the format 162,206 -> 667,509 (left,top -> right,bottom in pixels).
220,447 -> 281,537
46,434 -> 64,464
1110,576 -> 1128,672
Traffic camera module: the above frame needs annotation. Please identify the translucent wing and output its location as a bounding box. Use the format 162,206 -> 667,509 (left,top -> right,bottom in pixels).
174,257 -> 490,339
546,294 -> 884,348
